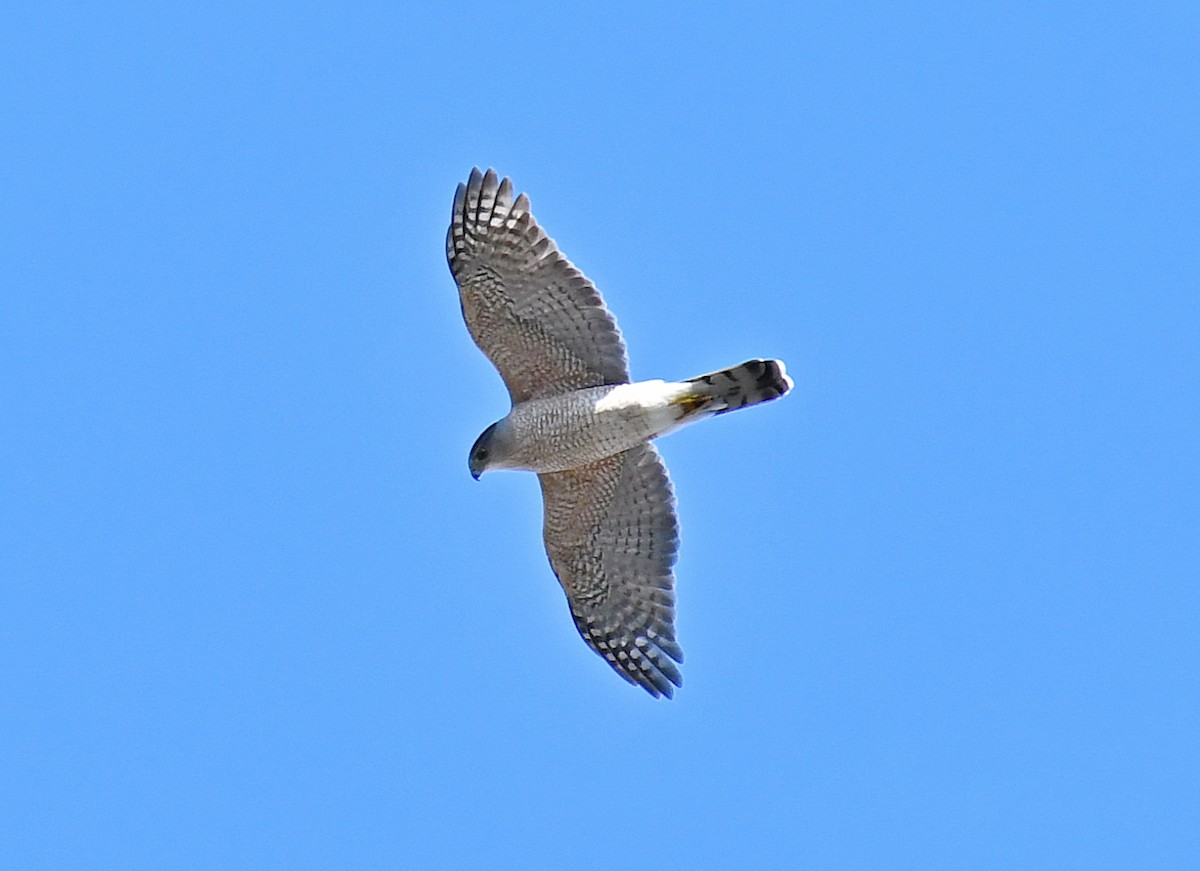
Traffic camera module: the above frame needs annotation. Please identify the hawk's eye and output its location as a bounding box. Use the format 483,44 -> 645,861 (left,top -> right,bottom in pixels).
477,448 -> 488,459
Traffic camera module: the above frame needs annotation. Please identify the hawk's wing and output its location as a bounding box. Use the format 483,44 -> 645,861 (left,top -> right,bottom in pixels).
539,443 -> 683,697
447,168 -> 631,403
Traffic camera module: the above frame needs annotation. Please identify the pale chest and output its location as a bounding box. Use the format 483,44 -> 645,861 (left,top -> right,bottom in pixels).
506,384 -> 672,472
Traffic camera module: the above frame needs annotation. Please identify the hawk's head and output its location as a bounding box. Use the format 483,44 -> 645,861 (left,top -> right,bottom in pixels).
468,421 -> 502,480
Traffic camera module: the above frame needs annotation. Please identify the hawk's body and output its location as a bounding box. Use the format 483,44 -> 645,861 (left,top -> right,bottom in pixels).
484,381 -> 703,474
447,168 -> 791,698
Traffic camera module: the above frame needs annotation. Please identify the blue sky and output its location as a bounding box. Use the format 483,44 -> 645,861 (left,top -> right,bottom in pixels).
3,2 -> 1197,868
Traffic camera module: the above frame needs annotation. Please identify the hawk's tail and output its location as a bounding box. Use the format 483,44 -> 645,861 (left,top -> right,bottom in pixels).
681,359 -> 793,415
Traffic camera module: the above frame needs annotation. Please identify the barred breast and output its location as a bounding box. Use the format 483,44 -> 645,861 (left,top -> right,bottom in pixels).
505,383 -> 680,473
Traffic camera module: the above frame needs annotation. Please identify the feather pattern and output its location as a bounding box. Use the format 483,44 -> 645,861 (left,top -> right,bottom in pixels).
539,443 -> 683,698
447,168 -> 630,403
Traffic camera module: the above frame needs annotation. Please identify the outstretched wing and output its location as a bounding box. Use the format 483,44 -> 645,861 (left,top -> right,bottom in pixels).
447,168 -> 630,403
539,443 -> 683,698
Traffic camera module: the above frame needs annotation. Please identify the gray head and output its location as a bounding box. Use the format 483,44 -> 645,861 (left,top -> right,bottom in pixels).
468,421 -> 505,480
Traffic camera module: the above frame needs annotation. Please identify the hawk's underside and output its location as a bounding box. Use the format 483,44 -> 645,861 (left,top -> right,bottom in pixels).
447,168 -> 790,697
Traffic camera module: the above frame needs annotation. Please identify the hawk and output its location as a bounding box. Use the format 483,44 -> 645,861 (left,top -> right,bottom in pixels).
447,168 -> 792,698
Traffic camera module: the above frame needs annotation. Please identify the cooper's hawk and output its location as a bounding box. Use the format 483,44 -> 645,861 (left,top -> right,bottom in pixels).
447,168 -> 792,698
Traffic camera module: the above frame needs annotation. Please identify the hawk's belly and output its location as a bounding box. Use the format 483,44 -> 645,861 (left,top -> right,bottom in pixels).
505,382 -> 692,473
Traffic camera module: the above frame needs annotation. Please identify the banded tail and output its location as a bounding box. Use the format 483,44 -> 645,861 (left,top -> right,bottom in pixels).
682,359 -> 793,414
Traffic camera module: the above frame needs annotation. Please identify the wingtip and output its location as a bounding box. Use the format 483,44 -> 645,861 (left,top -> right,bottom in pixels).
496,175 -> 514,205
642,667 -> 681,699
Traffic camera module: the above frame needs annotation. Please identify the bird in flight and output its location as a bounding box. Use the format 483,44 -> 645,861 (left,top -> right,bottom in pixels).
447,168 -> 792,697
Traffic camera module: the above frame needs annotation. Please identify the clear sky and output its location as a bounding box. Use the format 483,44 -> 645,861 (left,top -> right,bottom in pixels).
3,3 -> 1197,868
